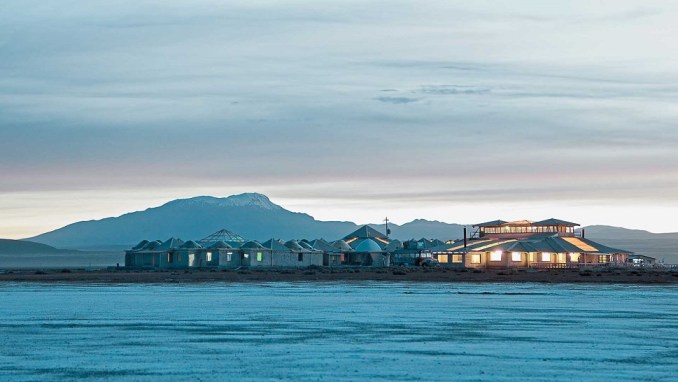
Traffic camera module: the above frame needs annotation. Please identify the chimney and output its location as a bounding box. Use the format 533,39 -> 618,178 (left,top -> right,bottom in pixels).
463,227 -> 467,248
582,228 -> 585,239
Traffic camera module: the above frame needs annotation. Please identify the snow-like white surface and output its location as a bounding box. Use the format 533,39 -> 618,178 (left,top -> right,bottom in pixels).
179,193 -> 282,210
0,283 -> 676,381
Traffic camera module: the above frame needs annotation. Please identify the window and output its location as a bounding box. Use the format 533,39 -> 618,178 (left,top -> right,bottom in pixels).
206,252 -> 213,262
529,253 -> 535,262
226,253 -> 232,262
557,253 -> 566,263
490,251 -> 502,262
569,253 -> 580,262
541,252 -> 551,262
599,255 -> 610,263
452,254 -> 463,263
168,253 -> 173,263
437,254 -> 448,263
511,252 -> 522,262
471,254 -> 481,264
298,253 -> 304,262
257,252 -> 263,262
243,253 -> 249,259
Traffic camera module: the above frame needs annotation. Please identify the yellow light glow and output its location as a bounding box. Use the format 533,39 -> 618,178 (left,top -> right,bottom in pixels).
569,253 -> 580,262
511,252 -> 522,262
471,254 -> 481,264
490,251 -> 503,262
562,237 -> 598,252
541,252 -> 552,262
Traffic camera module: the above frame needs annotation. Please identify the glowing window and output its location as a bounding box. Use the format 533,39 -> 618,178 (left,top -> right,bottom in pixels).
490,251 -> 503,262
511,252 -> 522,262
206,252 -> 213,262
569,253 -> 580,262
452,255 -> 463,263
243,253 -> 249,259
541,252 -> 551,262
557,253 -> 566,263
471,254 -> 481,264
437,254 -> 449,263
226,254 -> 232,262
257,252 -> 262,262
529,253 -> 535,262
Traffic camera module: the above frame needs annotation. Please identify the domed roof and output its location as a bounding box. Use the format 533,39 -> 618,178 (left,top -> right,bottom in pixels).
143,240 -> 162,250
284,240 -> 304,251
261,239 -> 290,251
241,241 -> 265,249
298,241 -> 314,250
180,240 -> 202,249
132,240 -> 149,250
208,241 -> 232,249
331,240 -> 353,252
384,239 -> 403,252
354,238 -> 383,253
158,237 -> 184,250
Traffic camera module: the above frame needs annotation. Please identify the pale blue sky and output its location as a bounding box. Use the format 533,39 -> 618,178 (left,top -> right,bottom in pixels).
2,1 -> 678,237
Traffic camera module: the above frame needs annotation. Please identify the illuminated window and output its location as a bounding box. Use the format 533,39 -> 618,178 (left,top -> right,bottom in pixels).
471,254 -> 481,264
541,252 -> 551,262
257,252 -> 263,262
490,251 -> 502,262
511,252 -> 522,262
226,253 -> 232,262
557,253 -> 566,263
599,255 -> 610,263
529,253 -> 535,262
452,255 -> 463,263
438,254 -> 449,263
569,253 -> 580,262
206,252 -> 213,262
243,253 -> 249,259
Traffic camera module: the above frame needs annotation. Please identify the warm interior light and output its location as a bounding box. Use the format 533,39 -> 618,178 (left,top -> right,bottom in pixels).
490,251 -> 503,261
541,252 -> 551,262
569,253 -> 580,262
511,252 -> 522,261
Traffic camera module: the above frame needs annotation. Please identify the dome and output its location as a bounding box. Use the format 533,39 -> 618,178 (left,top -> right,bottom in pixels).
132,240 -> 149,250
354,238 -> 383,253
241,241 -> 265,249
298,241 -> 314,250
208,241 -> 232,249
284,240 -> 304,251
180,240 -> 202,249
331,240 -> 353,252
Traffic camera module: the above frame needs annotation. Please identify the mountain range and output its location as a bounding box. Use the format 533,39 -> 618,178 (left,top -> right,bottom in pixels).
19,193 -> 678,262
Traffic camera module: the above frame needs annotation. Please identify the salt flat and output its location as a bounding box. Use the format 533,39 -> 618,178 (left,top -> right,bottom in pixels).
0,283 -> 676,381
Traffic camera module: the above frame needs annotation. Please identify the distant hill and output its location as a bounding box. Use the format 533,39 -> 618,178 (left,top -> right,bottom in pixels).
580,226 -> 678,263
0,239 -> 76,255
26,193 -> 468,249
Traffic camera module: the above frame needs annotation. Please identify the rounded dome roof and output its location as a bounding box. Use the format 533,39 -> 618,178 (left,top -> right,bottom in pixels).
284,240 -> 304,251
331,240 -> 353,252
241,241 -> 264,249
208,241 -> 232,249
354,238 -> 383,253
132,240 -> 149,250
298,241 -> 314,250
180,240 -> 202,249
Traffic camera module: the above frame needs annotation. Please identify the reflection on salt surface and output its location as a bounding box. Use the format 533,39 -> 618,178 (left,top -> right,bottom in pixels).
0,283 -> 676,381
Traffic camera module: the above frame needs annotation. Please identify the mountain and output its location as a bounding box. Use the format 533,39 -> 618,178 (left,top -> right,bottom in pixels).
580,226 -> 678,263
27,193 -> 359,249
369,219 -> 466,241
0,239 -> 77,255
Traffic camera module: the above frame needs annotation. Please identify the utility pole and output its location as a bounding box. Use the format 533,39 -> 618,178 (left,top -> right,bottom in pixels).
384,217 -> 391,238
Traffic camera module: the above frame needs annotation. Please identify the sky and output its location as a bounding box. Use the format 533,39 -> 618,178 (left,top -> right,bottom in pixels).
2,0 -> 678,239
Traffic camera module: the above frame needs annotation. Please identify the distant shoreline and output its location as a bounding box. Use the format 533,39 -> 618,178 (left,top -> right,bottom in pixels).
1,267 -> 676,284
